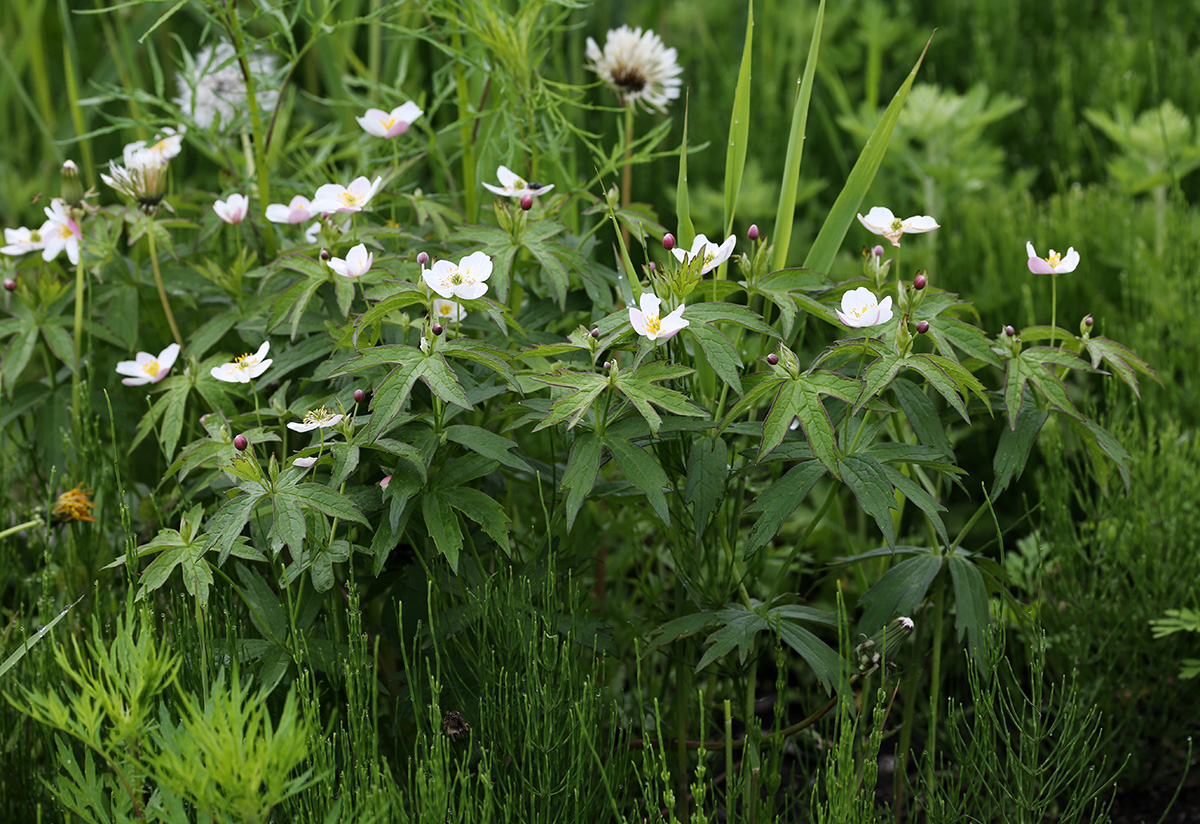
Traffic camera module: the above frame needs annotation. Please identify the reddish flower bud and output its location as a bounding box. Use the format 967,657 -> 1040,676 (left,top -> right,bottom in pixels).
234,434 -> 249,451
663,233 -> 676,251
602,360 -> 611,370
320,249 -> 331,261
432,323 -> 444,336
913,274 -> 927,290
591,327 -> 600,338
916,320 -> 930,334
417,251 -> 429,265
748,224 -> 760,241
872,245 -> 885,258
520,194 -> 533,211
1085,314 -> 1094,327
766,353 -> 779,365
1005,325 -> 1016,337
354,389 -> 366,404
3,278 -> 15,293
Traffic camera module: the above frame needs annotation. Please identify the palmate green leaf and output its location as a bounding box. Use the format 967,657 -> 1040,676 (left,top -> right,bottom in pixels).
445,424 -> 531,472
447,486 -> 511,554
1082,336 -> 1160,398
208,488 -> 268,565
891,378 -> 953,457
645,610 -> 718,655
947,552 -> 991,674
613,363 -> 704,438
1065,415 -> 1133,493
993,391 -> 1048,497
761,375 -> 839,472
751,269 -> 834,337
1004,349 -> 1082,430
531,369 -> 608,432
685,437 -> 727,536
723,0 -> 753,234
925,316 -> 1001,368
858,552 -> 941,636
268,275 -> 326,341
771,0 -> 824,271
524,238 -> 571,308
718,375 -> 785,435
311,539 -> 351,593
439,338 -> 519,388
775,616 -> 841,695
745,460 -> 825,557
422,492 -> 462,571
158,383 -> 189,461
907,354 -> 973,422
696,605 -> 762,672
421,353 -> 473,410
290,484 -> 367,525
684,302 -> 780,339
838,454 -> 898,548
561,432 -> 603,531
878,463 -> 948,546
271,495 -> 306,554
354,284 -> 426,330
40,322 -> 75,374
605,435 -> 670,525
686,322 -> 743,394
803,35 -> 932,277
2,327 -> 37,392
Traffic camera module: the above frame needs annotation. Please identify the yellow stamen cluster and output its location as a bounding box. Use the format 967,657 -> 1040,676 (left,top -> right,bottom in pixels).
303,406 -> 337,426
1045,252 -> 1061,267
142,360 -> 161,377
234,352 -> 258,370
645,313 -> 662,336
53,483 -> 98,523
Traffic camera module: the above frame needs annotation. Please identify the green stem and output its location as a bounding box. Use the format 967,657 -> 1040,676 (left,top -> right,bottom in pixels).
0,518 -> 44,541
72,253 -> 85,408
1049,271 -> 1058,349
195,592 -> 208,696
224,2 -> 275,260
147,222 -> 183,348
620,103 -> 635,250
924,570 -> 947,791
765,482 -> 840,604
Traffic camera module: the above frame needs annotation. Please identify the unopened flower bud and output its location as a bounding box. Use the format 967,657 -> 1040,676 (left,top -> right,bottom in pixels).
766,353 -> 779,366
1085,314 -> 1094,327
663,233 -> 676,251
590,327 -> 600,338
417,251 -> 429,265
3,278 -> 15,292
234,434 -> 249,451
916,320 -> 930,334
648,262 -> 656,273
320,249 -> 331,261
354,389 -> 366,404
432,322 -> 444,336
602,360 -> 611,370
913,274 -> 927,290
61,159 -> 84,207
520,194 -> 533,211
748,224 -> 759,241
1005,325 -> 1016,337
873,245 -> 885,258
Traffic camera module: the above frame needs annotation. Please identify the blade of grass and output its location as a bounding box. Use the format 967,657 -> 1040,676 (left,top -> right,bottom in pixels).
770,0 -> 824,272
675,94 -> 695,249
802,33 -> 934,277
57,0 -> 95,186
722,1 -> 754,237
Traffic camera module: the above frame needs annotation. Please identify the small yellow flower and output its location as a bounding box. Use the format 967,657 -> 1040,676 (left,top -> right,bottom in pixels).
53,483 -> 98,523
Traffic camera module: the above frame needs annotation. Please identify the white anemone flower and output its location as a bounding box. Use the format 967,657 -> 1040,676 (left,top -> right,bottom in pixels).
356,101 -> 423,138
124,127 -> 185,163
1026,241 -> 1079,275
327,243 -> 373,278
210,341 -> 272,383
213,193 -> 249,225
309,176 -> 383,214
422,251 -> 493,300
586,26 -> 683,113
39,199 -> 81,265
671,233 -> 736,275
857,206 -> 939,247
115,343 -> 180,386
629,291 -> 688,341
481,166 -> 554,199
1,227 -> 45,256
287,406 -> 344,433
174,43 -> 279,131
266,195 -> 315,224
432,298 -> 467,323
836,287 -> 893,329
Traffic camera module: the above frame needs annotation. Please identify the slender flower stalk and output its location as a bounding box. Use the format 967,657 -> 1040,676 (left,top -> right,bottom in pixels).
147,221 -> 183,348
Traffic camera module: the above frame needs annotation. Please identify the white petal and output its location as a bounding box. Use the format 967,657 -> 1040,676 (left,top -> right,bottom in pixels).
638,291 -> 663,318
158,343 -> 180,373
859,206 -> 897,231
1057,247 -> 1080,273
628,307 -> 649,336
1025,240 -> 1038,259
901,215 -> 939,233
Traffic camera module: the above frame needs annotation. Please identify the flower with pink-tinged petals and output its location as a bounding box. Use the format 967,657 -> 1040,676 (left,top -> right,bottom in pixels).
1025,241 -> 1079,275
310,176 -> 383,214
836,287 -> 893,328
213,193 -> 249,224
39,199 -> 81,265
629,291 -> 688,341
115,343 -> 180,386
327,243 -> 373,278
857,206 -> 939,247
266,195 -> 315,224
1,227 -> 45,257
356,101 -> 423,138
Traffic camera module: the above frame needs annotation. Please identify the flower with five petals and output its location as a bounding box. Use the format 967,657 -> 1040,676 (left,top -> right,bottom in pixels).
356,102 -> 423,138
857,206 -> 939,247
1025,241 -> 1079,275
422,251 -> 493,300
210,341 -> 272,383
836,287 -> 893,328
309,176 -> 383,214
39,199 -> 82,265
115,343 -> 180,386
629,291 -> 688,341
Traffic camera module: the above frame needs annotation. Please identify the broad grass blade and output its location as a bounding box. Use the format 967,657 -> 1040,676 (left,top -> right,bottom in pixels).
723,1 -> 754,235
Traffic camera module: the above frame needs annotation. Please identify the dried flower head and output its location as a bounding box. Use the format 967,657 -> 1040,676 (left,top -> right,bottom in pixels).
53,483 -> 97,523
174,43 -> 279,131
585,26 -> 683,113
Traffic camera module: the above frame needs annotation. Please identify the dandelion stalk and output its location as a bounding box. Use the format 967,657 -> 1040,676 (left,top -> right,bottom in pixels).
0,518 -> 44,541
146,221 -> 183,348
619,102 -> 635,249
